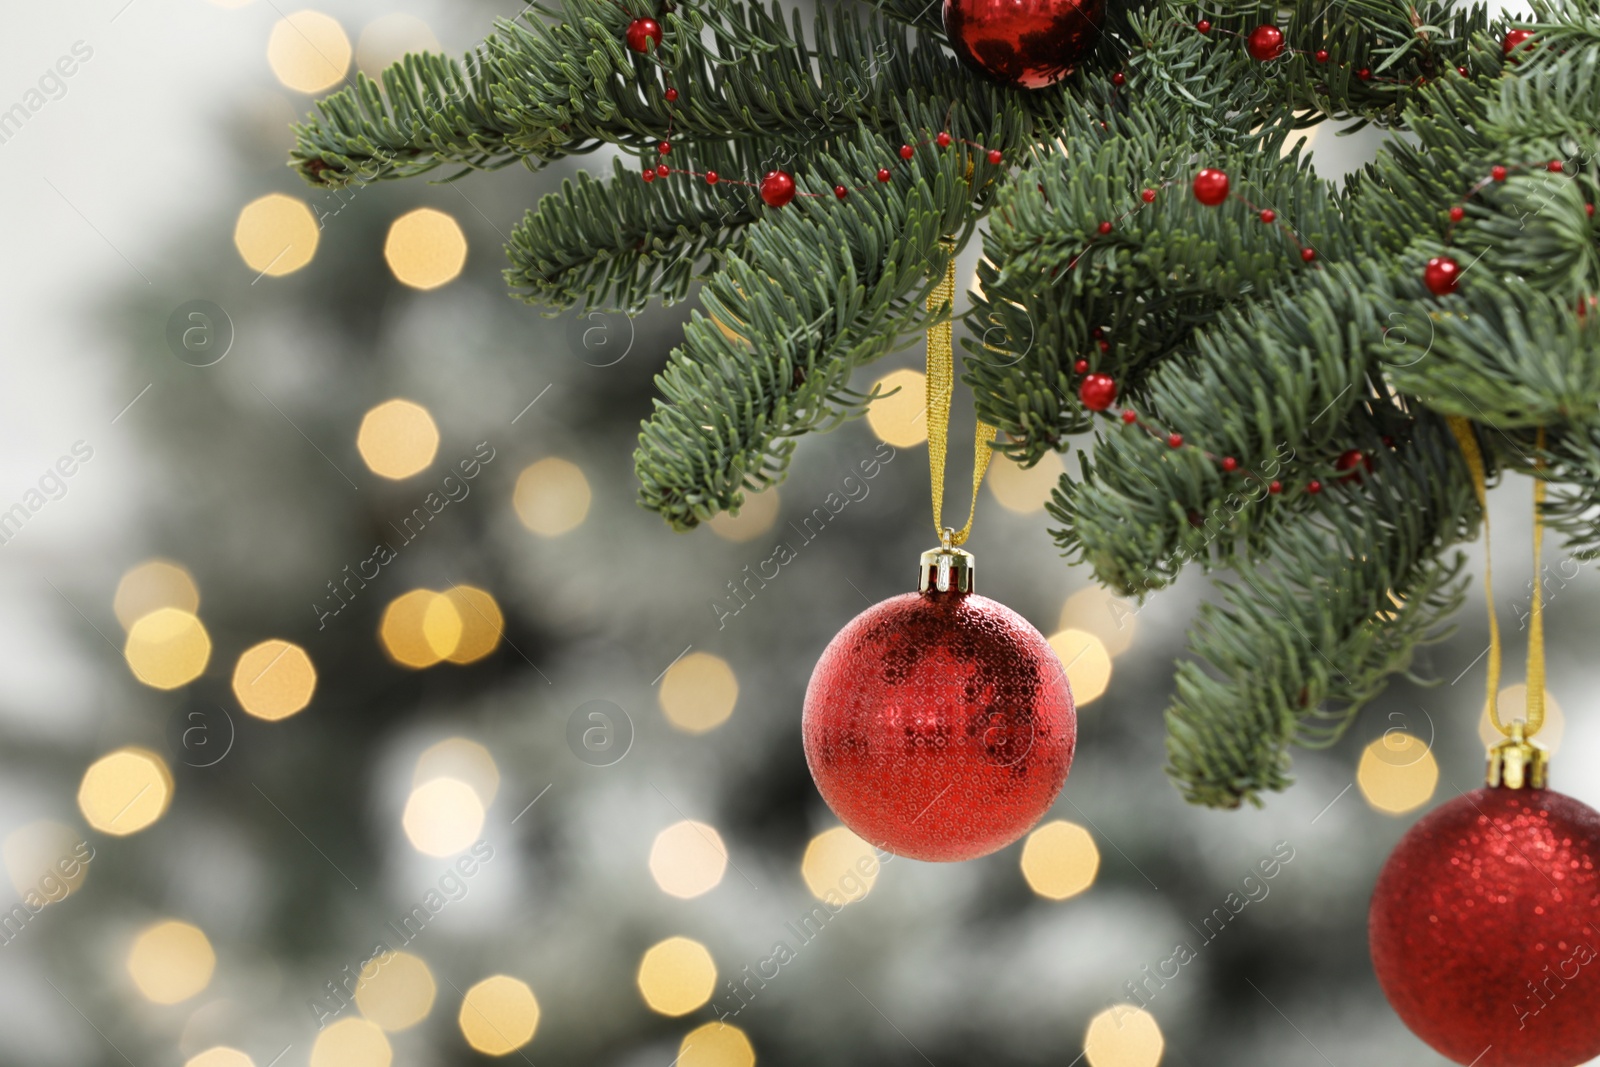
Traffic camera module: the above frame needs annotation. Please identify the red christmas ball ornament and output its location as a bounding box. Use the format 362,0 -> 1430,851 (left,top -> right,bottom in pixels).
1334,448 -> 1371,482
1246,25 -> 1285,62
1503,28 -> 1535,57
936,131 -> 952,148
760,170 -> 796,208
1371,781 -> 1600,1066
1449,205 -> 1465,223
664,87 -> 678,102
834,184 -> 849,200
942,0 -> 1104,89
625,17 -> 663,52
802,547 -> 1076,861
1141,188 -> 1157,203
1195,19 -> 1211,34
1078,372 -> 1116,411
1193,168 -> 1230,206
1424,255 -> 1461,296
987,148 -> 1004,165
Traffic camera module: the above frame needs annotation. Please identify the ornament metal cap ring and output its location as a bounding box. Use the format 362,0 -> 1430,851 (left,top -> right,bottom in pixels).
919,539 -> 974,594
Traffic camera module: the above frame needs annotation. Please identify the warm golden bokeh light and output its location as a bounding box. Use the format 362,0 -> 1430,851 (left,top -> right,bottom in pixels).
678,1022 -> 756,1067
402,778 -> 485,857
1020,820 -> 1100,901
78,748 -> 173,836
125,608 -> 211,689
1479,685 -> 1565,755
379,590 -> 461,668
126,920 -> 215,1005
3,821 -> 88,900
988,451 -> 1065,514
233,193 -> 319,276
309,1017 -> 391,1067
649,821 -> 729,899
267,10 -> 351,94
113,559 -> 199,630
413,738 -> 500,807
354,951 -> 436,1032
384,209 -> 468,290
866,368 -> 928,447
800,826 -> 879,903
442,586 -> 502,665
232,639 -> 316,720
1059,585 -> 1138,658
185,1048 -> 254,1067
707,489 -> 781,543
658,652 -> 738,734
357,398 -> 439,480
637,937 -> 717,1016
458,975 -> 540,1056
1357,734 -> 1439,815
1047,629 -> 1113,705
356,13 -> 440,77
513,459 -> 592,537
1085,1005 -> 1165,1067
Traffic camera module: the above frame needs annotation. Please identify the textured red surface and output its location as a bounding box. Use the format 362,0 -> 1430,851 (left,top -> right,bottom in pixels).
941,0 -> 1103,89
802,590 -> 1075,862
1370,787 -> 1600,1067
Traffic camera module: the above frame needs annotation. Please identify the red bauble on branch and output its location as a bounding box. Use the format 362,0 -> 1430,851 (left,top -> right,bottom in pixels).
1503,28 -> 1535,57
1193,168 -> 1230,206
1246,25 -> 1285,61
942,0 -> 1104,89
1424,255 -> 1461,296
1370,785 -> 1600,1066
759,170 -> 796,208
625,17 -> 663,52
802,548 -> 1076,861
1079,372 -> 1117,411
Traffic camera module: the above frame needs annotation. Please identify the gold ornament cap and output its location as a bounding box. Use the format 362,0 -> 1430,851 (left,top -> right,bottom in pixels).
1486,720 -> 1549,790
920,535 -> 974,594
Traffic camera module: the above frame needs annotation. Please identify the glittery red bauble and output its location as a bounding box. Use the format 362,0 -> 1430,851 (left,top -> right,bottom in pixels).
759,170 -> 796,208
625,17 -> 663,53
802,590 -> 1076,861
942,0 -> 1104,89
1425,255 -> 1461,296
1370,787 -> 1600,1067
1246,25 -> 1285,61
1193,168 -> 1230,206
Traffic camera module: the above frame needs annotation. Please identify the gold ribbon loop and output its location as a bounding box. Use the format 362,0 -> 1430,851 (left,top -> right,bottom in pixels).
926,247 -> 996,547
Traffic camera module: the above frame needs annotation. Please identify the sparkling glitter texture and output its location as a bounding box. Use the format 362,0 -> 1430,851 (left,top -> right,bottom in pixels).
802,589 -> 1075,862
1369,786 -> 1600,1067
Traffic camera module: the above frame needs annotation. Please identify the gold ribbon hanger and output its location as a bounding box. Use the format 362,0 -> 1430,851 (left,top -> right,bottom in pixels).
926,246 -> 998,547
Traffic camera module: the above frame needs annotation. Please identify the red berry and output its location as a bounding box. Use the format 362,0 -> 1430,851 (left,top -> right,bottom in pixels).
625,17 -> 663,52
1091,327 -> 1104,340
1193,168 -> 1230,206
658,141 -> 671,155
1449,206 -> 1465,223
1589,203 -> 1596,218
1098,221 -> 1113,235
1457,65 -> 1469,77
1222,456 -> 1239,472
900,144 -> 914,160
1097,339 -> 1110,353
1074,359 -> 1089,374
1079,373 -> 1117,412
876,168 -> 891,183
656,163 -> 670,177
1503,28 -> 1534,57
1121,410 -> 1138,424
1195,19 -> 1211,34
1357,67 -> 1372,81
1247,25 -> 1285,62
664,87 -> 678,102
987,149 -> 1003,165
1112,71 -> 1126,86
705,171 -> 719,184
1314,49 -> 1329,63
1301,247 -> 1316,262
834,185 -> 848,200
1268,480 -> 1283,494
760,170 -> 796,208
1423,255 -> 1460,296
1260,209 -> 1276,223
1335,449 -> 1368,482
936,132 -> 952,148
1168,433 -> 1184,448
1141,188 -> 1157,203
641,168 -> 655,183
1307,480 -> 1323,494
1492,165 -> 1508,182
1549,160 -> 1564,173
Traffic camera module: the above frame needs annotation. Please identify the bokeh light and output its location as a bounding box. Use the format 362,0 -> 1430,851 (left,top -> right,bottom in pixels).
354,951 -> 436,1031
78,748 -> 173,836
384,208 -> 468,290
356,14 -> 440,77
649,820 -> 729,899
185,1048 -> 253,1067
707,489 -> 781,543
402,778 -> 485,857
379,590 -> 461,668
865,368 -> 928,447
458,975 -> 540,1056
267,10 -> 351,94
1020,820 -> 1100,901
232,639 -> 316,720
125,607 -> 211,689
357,399 -> 439,479
3,820 -> 88,900
126,920 -> 215,1004
442,585 -> 502,665
658,652 -> 738,734
233,193 -> 319,276
679,1022 -> 756,1067
1084,1005 -> 1165,1067
1059,585 -> 1138,658
413,738 -> 499,807
113,559 -> 199,630
988,451 -> 1065,514
1047,629 -> 1113,705
309,1017 -> 391,1067
513,459 -> 592,537
1479,685 -> 1565,755
1357,734 -> 1439,815
800,826 -> 878,903
636,937 -> 717,1016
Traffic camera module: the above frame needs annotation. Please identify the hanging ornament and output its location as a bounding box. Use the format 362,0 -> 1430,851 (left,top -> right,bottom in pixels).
625,17 -> 663,53
1245,25 -> 1285,62
1424,255 -> 1461,296
942,0 -> 1104,89
759,170 -> 797,208
802,248 -> 1077,862
1370,424 -> 1600,1067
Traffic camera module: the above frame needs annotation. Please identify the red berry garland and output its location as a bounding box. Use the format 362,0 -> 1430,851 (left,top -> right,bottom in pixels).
1424,256 -> 1461,296
625,17 -> 663,52
1246,25 -> 1285,62
1192,168 -> 1230,206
